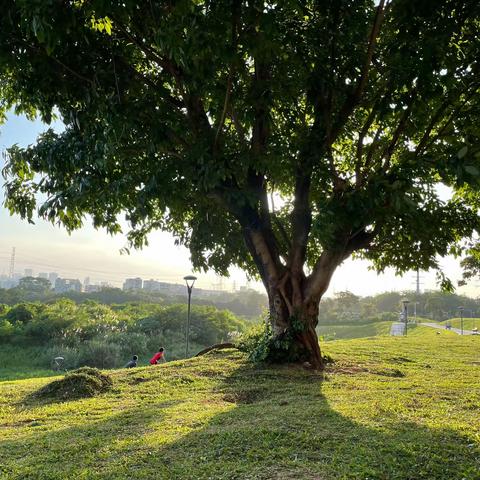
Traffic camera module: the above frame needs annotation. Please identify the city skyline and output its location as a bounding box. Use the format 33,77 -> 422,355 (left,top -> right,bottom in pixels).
1,112 -> 478,298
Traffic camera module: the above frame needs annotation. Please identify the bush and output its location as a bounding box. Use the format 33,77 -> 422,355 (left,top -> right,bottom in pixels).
238,319 -> 333,365
237,321 -> 302,363
237,322 -> 272,362
76,340 -> 123,369
0,319 -> 15,340
109,331 -> 149,356
41,345 -> 82,370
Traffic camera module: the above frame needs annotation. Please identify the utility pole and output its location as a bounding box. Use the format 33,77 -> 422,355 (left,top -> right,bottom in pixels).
9,247 -> 16,278
411,269 -> 423,295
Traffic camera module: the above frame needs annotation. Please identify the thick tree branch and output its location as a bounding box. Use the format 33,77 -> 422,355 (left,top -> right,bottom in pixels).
112,16 -> 212,136
345,227 -> 378,255
270,189 -> 292,253
355,105 -> 378,187
214,0 -> 241,152
414,98 -> 451,157
364,125 -> 383,171
305,250 -> 345,302
229,106 -> 249,148
381,86 -> 418,171
212,179 -> 283,290
328,0 -> 386,145
288,168 -> 312,275
419,84 -> 480,154
251,8 -> 271,157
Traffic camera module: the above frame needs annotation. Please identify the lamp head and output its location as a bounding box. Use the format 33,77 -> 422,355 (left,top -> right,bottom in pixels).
184,275 -> 197,289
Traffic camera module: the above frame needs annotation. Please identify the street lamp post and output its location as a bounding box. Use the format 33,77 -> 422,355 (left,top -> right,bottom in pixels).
458,306 -> 464,336
402,299 -> 410,336
184,275 -> 197,357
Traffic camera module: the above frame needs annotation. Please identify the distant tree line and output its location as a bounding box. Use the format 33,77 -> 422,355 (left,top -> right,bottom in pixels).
318,290 -> 480,325
0,300 -> 247,369
0,285 -> 267,320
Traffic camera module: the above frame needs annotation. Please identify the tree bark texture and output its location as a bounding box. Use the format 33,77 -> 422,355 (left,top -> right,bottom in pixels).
265,254 -> 341,370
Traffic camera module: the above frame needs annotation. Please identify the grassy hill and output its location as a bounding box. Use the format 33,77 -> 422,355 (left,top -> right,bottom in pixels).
440,317 -> 480,331
316,320 -> 394,341
1,327 -> 479,479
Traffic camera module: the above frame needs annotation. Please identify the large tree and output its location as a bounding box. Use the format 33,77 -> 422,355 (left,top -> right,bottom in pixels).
1,0 -> 480,368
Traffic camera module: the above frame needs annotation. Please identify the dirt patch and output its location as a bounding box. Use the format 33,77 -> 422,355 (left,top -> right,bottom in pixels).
129,376 -> 152,385
31,368 -> 113,402
222,388 -> 266,404
372,368 -> 405,378
389,356 -> 415,364
194,370 -> 224,378
326,364 -> 369,375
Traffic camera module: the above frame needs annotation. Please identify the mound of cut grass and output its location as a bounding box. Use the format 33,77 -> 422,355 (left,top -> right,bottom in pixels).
34,367 -> 113,401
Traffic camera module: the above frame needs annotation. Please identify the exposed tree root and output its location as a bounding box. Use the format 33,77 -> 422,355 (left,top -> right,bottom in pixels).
195,342 -> 237,357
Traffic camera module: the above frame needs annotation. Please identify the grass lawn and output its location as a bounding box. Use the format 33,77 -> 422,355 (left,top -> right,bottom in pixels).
440,317 -> 480,331
0,345 -> 59,382
316,320 -> 394,341
0,327 -> 479,479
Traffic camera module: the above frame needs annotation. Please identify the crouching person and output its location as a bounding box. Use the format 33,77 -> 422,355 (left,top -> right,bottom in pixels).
149,348 -> 166,365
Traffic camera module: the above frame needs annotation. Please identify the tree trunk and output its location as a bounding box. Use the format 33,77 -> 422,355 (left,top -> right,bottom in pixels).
267,281 -> 323,370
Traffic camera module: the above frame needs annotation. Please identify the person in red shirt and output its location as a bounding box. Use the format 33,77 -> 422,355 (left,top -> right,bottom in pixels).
149,347 -> 165,365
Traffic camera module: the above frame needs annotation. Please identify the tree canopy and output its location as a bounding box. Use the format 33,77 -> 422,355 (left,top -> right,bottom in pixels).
1,0 -> 480,366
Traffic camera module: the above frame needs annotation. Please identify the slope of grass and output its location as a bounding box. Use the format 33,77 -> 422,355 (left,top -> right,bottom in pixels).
317,320 -> 393,340
1,328 -> 479,479
440,317 -> 480,331
0,345 -> 58,382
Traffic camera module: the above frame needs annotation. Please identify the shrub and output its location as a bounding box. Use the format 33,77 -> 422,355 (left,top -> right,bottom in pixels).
237,321 -> 281,363
238,319 -> 334,365
76,340 -> 122,369
109,331 -> 149,356
238,322 -> 267,360
0,319 -> 15,340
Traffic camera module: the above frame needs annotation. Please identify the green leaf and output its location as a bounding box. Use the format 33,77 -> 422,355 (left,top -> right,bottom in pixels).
457,146 -> 468,159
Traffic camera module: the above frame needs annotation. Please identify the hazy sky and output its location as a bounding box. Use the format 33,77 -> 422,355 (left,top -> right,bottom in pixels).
0,112 -> 478,297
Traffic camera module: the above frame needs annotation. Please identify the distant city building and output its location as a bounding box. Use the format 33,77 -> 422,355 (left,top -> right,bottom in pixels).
143,280 -> 185,295
38,272 -> 49,279
123,277 -> 143,291
195,287 -> 223,297
55,277 -> 82,293
0,275 -> 18,289
48,272 -> 59,284
84,277 -> 91,287
84,284 -> 101,293
24,268 -> 33,277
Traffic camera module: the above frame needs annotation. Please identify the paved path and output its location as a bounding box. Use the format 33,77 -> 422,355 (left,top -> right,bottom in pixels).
390,323 -> 405,336
420,322 -> 477,336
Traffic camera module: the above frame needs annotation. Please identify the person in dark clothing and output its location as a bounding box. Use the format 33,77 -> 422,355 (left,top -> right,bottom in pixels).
124,355 -> 138,368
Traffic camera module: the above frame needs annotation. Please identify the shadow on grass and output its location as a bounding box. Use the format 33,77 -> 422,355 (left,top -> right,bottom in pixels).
1,357 -> 478,480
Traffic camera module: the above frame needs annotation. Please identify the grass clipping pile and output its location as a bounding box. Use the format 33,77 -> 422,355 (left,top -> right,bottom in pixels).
35,367 -> 113,401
